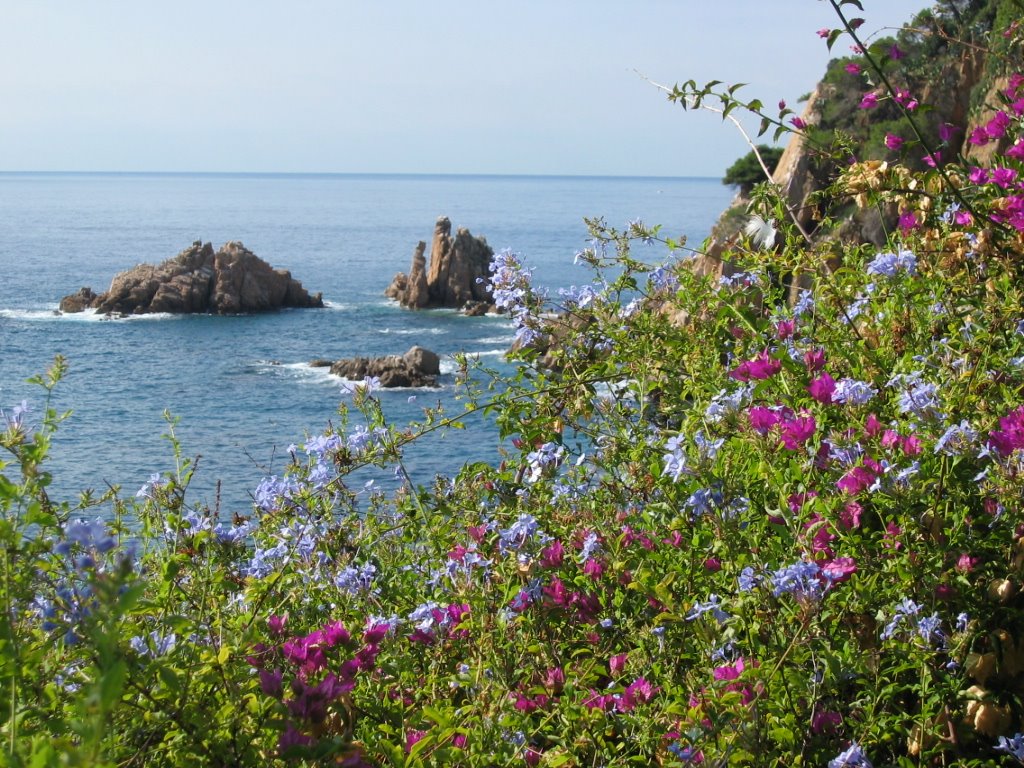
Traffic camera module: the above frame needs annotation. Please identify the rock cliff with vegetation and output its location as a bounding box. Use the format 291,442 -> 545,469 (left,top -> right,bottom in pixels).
6,2 -> 1024,766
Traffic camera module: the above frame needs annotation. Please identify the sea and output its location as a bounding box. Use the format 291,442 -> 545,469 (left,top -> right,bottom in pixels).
0,172 -> 734,516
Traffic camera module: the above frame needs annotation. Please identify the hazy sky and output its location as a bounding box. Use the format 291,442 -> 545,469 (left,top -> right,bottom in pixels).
1,1 -> 931,177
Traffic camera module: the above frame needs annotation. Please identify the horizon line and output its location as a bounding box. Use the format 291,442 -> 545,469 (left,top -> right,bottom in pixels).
0,169 -> 721,182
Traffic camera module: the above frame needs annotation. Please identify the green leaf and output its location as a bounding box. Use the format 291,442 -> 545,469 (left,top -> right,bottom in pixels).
827,28 -> 843,51
99,659 -> 127,710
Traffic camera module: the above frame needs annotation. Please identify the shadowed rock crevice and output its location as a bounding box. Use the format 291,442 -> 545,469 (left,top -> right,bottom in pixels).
60,241 -> 323,315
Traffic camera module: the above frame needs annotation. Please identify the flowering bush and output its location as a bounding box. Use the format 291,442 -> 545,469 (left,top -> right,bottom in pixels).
4,2 -> 1024,766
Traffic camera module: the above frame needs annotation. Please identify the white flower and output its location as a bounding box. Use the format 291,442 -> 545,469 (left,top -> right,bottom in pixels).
743,214 -> 777,250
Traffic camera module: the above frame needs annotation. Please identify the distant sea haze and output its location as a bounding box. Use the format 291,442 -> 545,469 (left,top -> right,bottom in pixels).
0,172 -> 734,513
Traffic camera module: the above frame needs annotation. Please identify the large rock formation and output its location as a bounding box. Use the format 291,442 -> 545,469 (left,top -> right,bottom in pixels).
60,241 -> 323,315
311,346 -> 441,388
385,217 -> 494,312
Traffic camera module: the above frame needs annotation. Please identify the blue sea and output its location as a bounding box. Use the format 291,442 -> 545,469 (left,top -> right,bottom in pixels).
0,172 -> 733,514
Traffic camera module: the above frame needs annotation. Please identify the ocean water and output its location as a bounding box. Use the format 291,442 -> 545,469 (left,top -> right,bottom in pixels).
0,172 -> 734,514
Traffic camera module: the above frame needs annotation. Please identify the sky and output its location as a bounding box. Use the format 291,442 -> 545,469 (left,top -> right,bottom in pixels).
0,1 -> 932,177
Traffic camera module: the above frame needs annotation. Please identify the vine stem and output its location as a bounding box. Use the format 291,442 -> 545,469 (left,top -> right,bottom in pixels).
637,71 -> 813,245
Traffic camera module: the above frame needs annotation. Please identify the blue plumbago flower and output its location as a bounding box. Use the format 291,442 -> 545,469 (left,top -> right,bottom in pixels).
845,293 -> 872,323
719,269 -> 764,289
705,384 -> 753,423
334,563 -> 377,596
694,430 -> 725,462
880,598 -> 922,640
136,471 -> 165,499
627,217 -> 656,244
934,420 -> 978,456
892,461 -> 920,488
662,435 -> 689,482
253,475 -> 302,513
738,566 -> 761,592
0,399 -> 31,434
557,284 -> 601,310
578,532 -> 602,562
303,433 -> 343,460
915,614 -> 944,645
686,486 -> 725,518
889,371 -> 943,420
648,264 -> 679,292
129,630 -> 177,657
408,601 -> 441,632
56,518 -> 117,558
771,560 -> 823,601
685,594 -> 729,623
525,442 -> 564,483
443,549 -> 492,588
829,440 -> 864,467
213,519 -> 256,545
832,378 -> 877,406
956,612 -> 970,632
498,514 -> 550,553
829,742 -> 872,768
793,289 -> 815,317
995,733 -> 1024,762
866,248 -> 917,277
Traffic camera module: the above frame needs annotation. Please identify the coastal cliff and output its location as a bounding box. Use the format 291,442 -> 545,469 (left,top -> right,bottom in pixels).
699,0 -> 1019,294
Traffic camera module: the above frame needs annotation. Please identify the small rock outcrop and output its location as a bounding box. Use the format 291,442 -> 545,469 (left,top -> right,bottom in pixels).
313,346 -> 441,388
385,217 -> 495,312
60,241 -> 323,315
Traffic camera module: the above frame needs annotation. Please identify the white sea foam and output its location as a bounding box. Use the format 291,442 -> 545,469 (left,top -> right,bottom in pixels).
376,327 -> 448,336
0,307 -> 178,322
256,361 -> 446,392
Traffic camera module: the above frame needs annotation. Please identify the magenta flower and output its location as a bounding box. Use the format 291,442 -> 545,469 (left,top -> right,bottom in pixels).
864,413 -> 882,436
889,44 -> 905,59
954,209 -> 974,226
1006,142 -> 1024,161
969,166 -> 990,184
845,62 -> 862,75
803,348 -> 826,372
791,116 -> 807,130
986,110 -> 1011,139
776,318 -> 795,339
778,99 -> 787,110
808,373 -> 836,404
840,501 -> 863,529
729,350 -> 781,381
812,710 -> 842,735
898,210 -> 919,235
938,122 -> 957,142
894,88 -> 918,111
884,133 -> 904,151
989,405 -> 1024,456
609,653 -> 628,675
713,657 -> 745,681
992,167 -> 1019,189
620,677 -> 658,711
821,556 -> 857,583
748,406 -> 783,435
968,126 -> 990,146
922,151 -> 941,168
858,92 -> 879,110
780,414 -> 816,450
817,27 -> 831,38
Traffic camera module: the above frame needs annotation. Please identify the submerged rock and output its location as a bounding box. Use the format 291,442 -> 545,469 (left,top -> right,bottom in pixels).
323,346 -> 441,388
60,241 -> 323,315
385,216 -> 495,313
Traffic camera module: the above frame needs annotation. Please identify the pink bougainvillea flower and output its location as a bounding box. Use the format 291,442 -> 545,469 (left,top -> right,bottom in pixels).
845,62 -> 862,75
858,92 -> 879,110
780,413 -> 817,450
864,413 -> 883,436
922,151 -> 941,168
776,318 -> 795,339
808,373 -> 836,404
850,44 -> 864,54
884,133 -> 904,151
968,126 -> 991,146
969,166 -> 990,184
938,122 -> 957,142
778,99 -> 787,110
821,556 -> 857,583
991,167 -> 1019,189
956,553 -> 980,572
840,501 -> 863,529
803,348 -> 826,372
812,710 -> 842,735
790,116 -> 807,130
748,406 -> 783,435
817,27 -> 831,38
989,405 -> 1024,456
898,210 -> 919,235
729,350 -> 781,382
954,209 -> 974,226
609,653 -> 628,675
1006,141 -> 1024,161
986,110 -> 1011,139
894,88 -> 918,111
889,44 -> 905,59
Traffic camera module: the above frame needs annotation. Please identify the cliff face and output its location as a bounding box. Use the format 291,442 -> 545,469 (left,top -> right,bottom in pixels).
701,0 -> 1017,280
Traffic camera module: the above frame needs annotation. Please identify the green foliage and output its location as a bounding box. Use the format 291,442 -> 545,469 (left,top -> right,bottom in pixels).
722,145 -> 785,194
2,3 -> 1024,766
